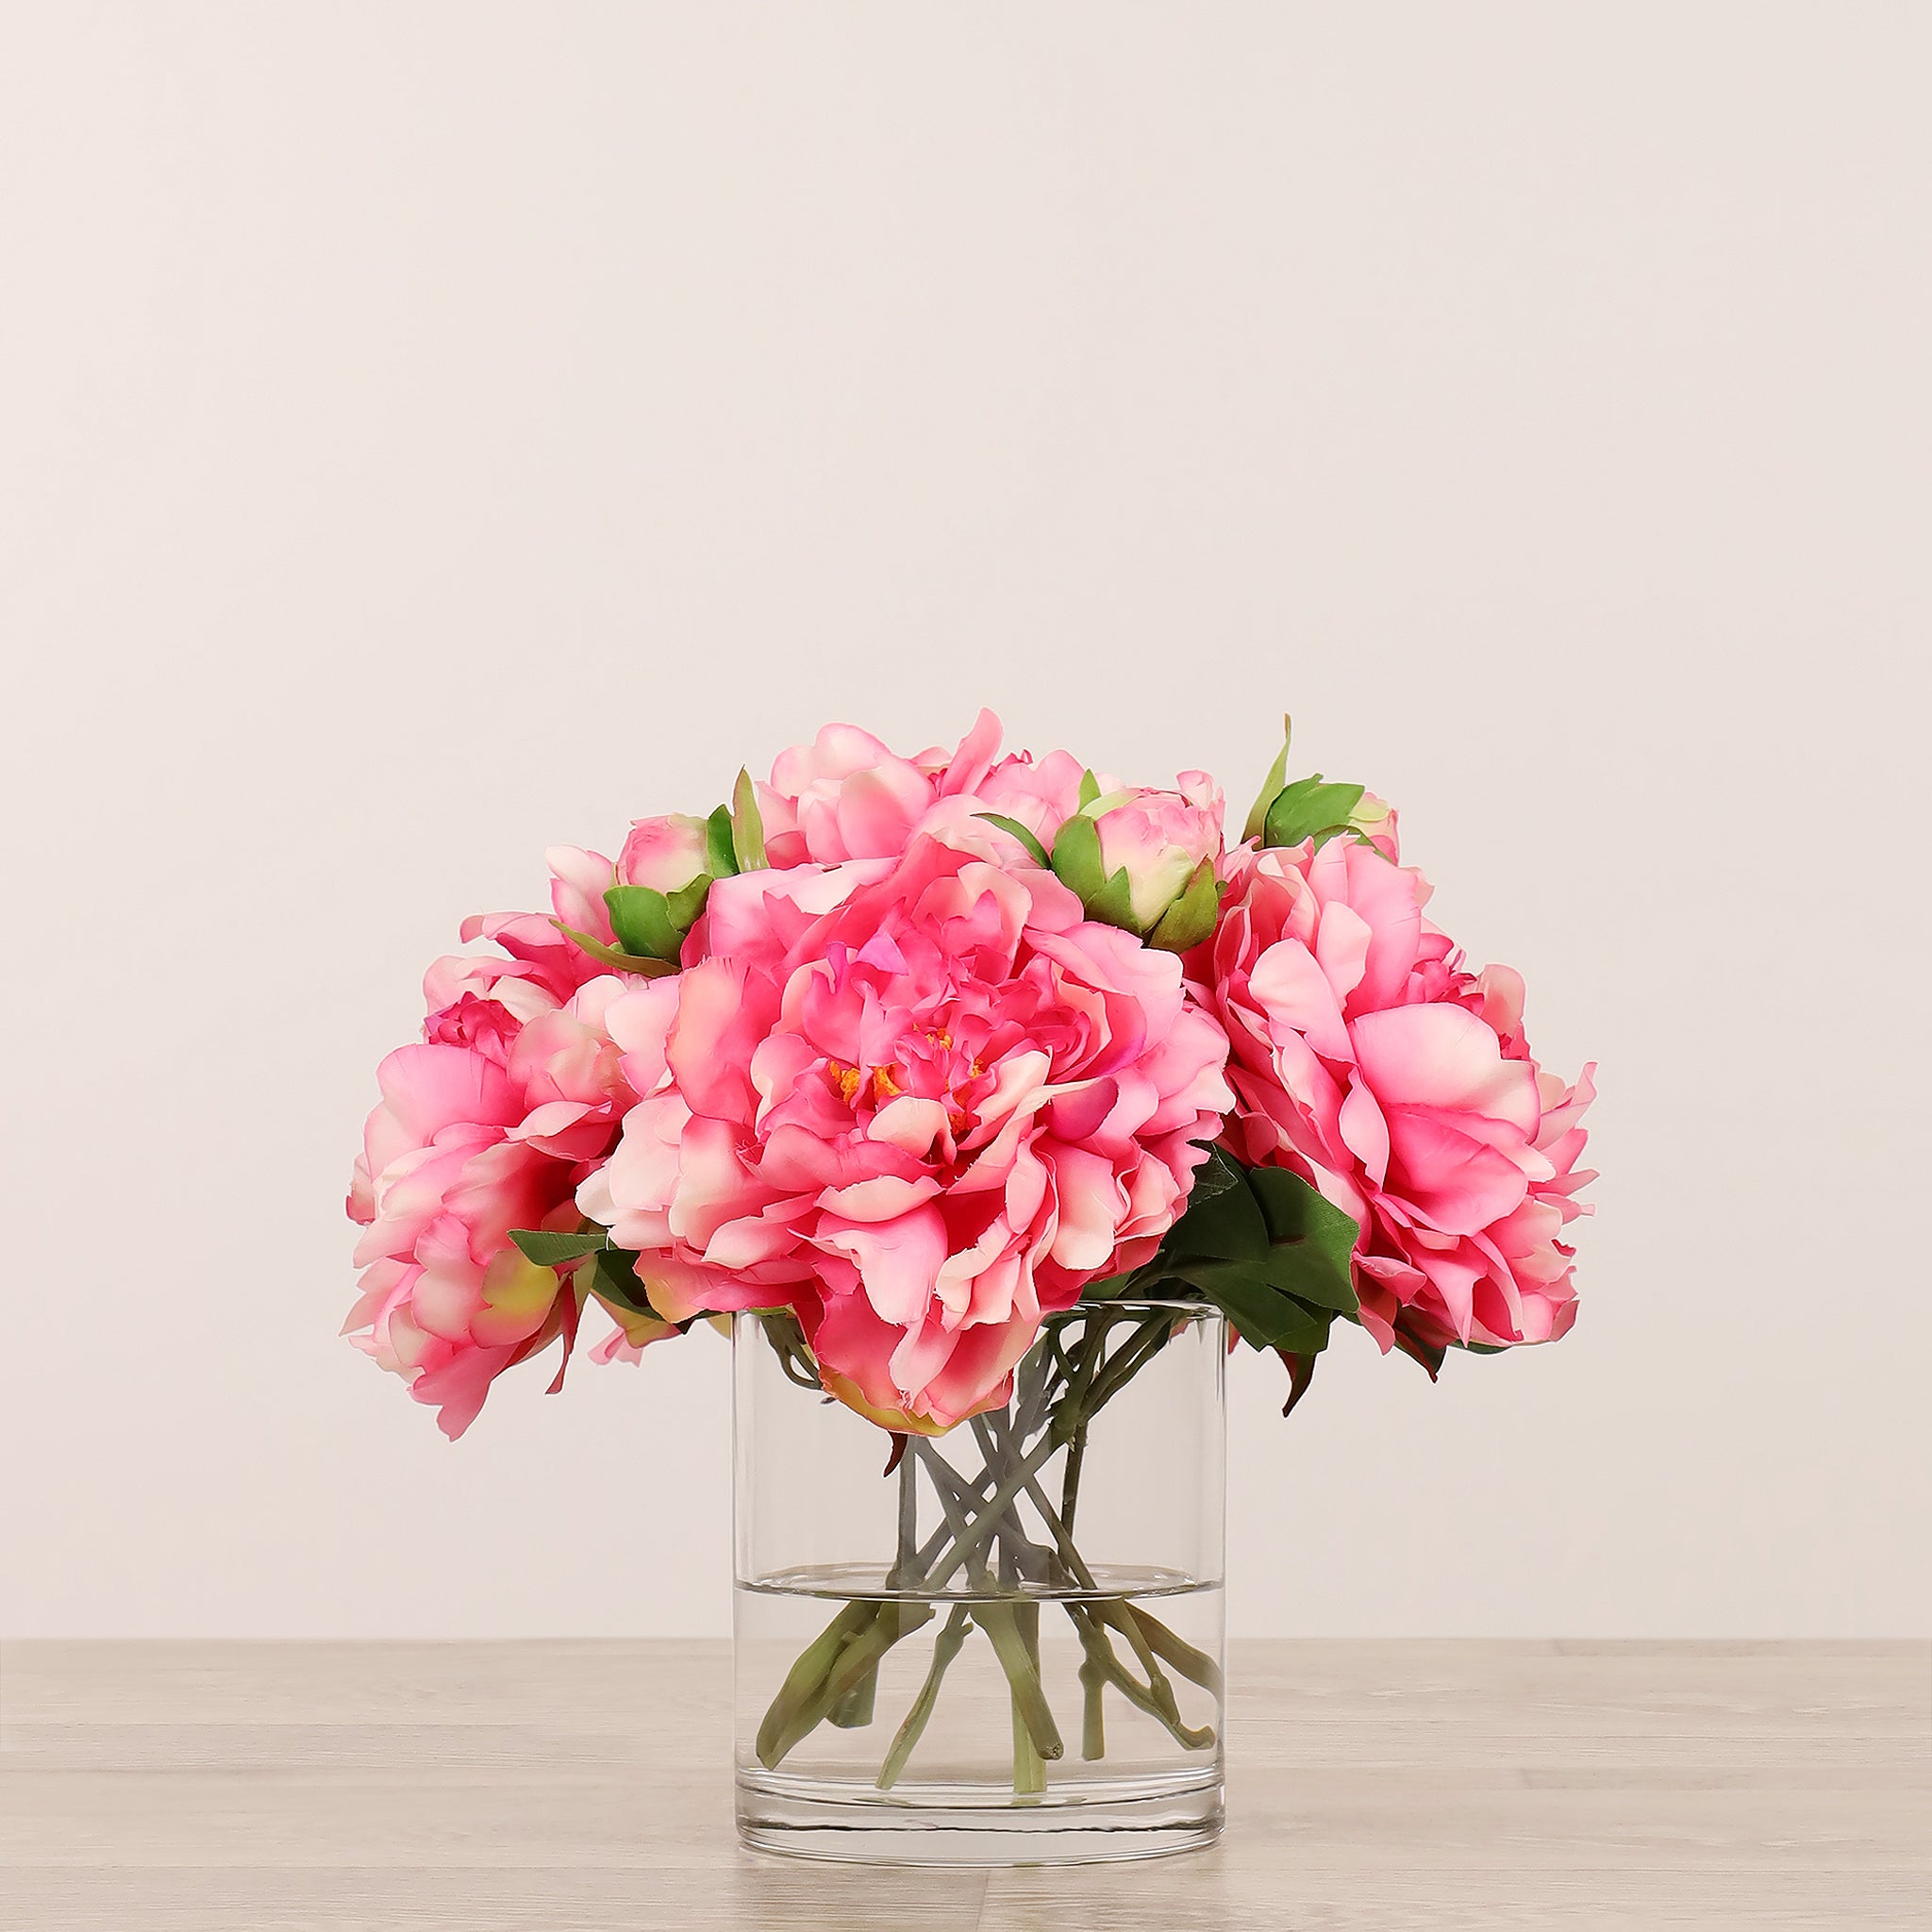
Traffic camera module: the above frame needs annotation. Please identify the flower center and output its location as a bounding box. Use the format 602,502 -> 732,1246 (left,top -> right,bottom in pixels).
823,1022 -> 984,1145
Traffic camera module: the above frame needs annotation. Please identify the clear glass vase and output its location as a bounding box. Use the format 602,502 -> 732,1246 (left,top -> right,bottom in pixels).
733,1298 -> 1226,1865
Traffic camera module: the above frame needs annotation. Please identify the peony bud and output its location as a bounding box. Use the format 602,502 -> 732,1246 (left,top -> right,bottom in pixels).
1050,774 -> 1225,941
598,814 -> 718,965
617,813 -> 713,895
1241,719 -> 1397,859
1092,774 -> 1224,931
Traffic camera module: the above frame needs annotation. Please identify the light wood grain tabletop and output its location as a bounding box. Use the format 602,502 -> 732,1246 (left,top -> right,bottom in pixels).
2,1640 -> 1925,1929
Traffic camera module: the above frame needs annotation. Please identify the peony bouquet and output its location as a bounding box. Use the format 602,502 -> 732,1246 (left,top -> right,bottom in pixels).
346,711 -> 1594,1823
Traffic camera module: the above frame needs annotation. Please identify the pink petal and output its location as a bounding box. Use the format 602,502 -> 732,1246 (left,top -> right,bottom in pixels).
1314,899 -> 1372,1008
866,1095 -> 951,1156
1250,941 -> 1352,1062
1338,1074 -> 1391,1189
1383,1108 -> 1532,1234
665,1114 -> 759,1251
1350,1004 -> 1541,1133
816,1205 -> 948,1326
1046,1145 -> 1126,1272
817,1174 -> 944,1222
377,1043 -> 522,1140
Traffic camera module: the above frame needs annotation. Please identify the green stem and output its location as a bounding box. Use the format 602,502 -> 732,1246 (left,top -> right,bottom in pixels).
1078,1646 -> 1107,1759
1106,1600 -> 1224,1700
753,1598 -> 875,1766
908,1441 -> 1062,1769
910,1440 -> 1000,1591
983,1407 -> 1221,1740
874,1605 -> 974,1790
918,1428 -> 1068,1593
1058,1312 -> 1107,1428
1063,1602 -> 1217,1751
755,1309 -> 1210,1780
758,1599 -> 934,1769
970,1417 -> 1054,1587
1059,1418 -> 1090,1534
1084,1312 -> 1175,1414
758,1310 -> 824,1390
832,1453 -> 920,1729
826,1662 -> 877,1729
1009,1599 -> 1046,1795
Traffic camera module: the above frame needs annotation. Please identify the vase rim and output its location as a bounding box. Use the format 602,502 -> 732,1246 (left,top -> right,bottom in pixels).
1042,1296 -> 1223,1318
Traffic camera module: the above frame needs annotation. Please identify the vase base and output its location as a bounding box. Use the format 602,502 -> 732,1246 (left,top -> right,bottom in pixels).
736,1767 -> 1224,1867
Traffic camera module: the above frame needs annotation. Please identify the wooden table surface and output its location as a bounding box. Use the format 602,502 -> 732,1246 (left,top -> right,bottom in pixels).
3,1640 -> 1925,1928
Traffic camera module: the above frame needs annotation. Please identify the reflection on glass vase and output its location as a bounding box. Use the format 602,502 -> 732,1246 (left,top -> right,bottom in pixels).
733,1299 -> 1226,1866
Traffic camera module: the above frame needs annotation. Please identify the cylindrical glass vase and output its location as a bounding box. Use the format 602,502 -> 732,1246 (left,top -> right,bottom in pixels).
733,1299 -> 1226,1865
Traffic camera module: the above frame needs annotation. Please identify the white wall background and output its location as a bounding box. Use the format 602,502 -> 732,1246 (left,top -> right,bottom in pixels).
3,4 -> 1925,1640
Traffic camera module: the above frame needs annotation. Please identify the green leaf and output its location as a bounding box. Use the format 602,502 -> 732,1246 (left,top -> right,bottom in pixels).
1272,1298 -> 1340,1354
1241,715 -> 1293,843
554,921 -> 678,977
1185,1144 -> 1244,1207
705,805 -> 740,879
604,886 -> 685,962
1077,768 -> 1102,810
665,873 -> 712,931
1085,865 -> 1140,933
1182,1262 -> 1336,1353
731,768 -> 767,871
588,1247 -> 655,1319
1277,1348 -> 1320,1418
1396,1331 -> 1450,1378
1167,1165 -> 1267,1263
508,1228 -> 610,1266
1049,812 -> 1104,901
975,813 -> 1050,867
1264,776 -> 1367,850
1247,1168 -> 1360,1314
1255,1241 -> 1359,1313
1147,858 -> 1221,954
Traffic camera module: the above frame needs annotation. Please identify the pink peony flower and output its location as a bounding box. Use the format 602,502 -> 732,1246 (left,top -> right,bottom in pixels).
756,725 -> 943,866
964,744 -> 1093,852
448,903 -> 608,1007
579,836 -> 1235,1430
345,957 -> 646,1438
1205,836 -> 1594,1357
757,710 -> 1105,870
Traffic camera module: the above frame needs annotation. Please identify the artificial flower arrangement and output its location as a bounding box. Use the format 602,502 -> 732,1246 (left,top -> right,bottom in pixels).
346,711 -> 1594,1854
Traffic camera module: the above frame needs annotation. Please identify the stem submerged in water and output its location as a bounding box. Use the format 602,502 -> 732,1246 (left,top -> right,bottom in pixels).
874,1605 -> 974,1790
751,1310 -> 1218,1790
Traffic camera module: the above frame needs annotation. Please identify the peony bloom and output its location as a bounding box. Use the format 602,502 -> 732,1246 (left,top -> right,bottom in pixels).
579,836 -> 1235,1430
756,714 -> 997,866
757,709 -> 1107,871
1205,835 -> 1594,1357
756,713 -> 1232,941
345,955 -> 645,1438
